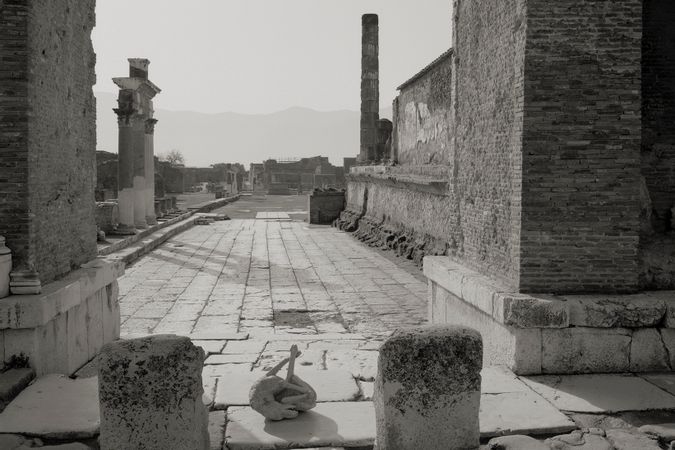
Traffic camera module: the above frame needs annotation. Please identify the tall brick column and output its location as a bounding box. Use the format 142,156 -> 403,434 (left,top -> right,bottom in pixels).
113,59 -> 161,232
359,14 -> 379,164
145,119 -> 158,225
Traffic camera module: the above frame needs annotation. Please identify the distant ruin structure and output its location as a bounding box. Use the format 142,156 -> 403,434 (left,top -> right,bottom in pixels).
113,59 -> 161,233
337,4 -> 675,375
262,157 -> 344,194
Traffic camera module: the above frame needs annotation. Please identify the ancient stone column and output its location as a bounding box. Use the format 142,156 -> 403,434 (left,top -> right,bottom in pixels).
375,326 -> 482,450
113,90 -> 137,235
113,59 -> 161,231
359,14 -> 379,164
145,118 -> 158,225
98,335 -> 209,450
132,114 -> 147,229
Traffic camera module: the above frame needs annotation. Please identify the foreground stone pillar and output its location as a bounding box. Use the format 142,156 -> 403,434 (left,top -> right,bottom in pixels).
145,119 -> 158,225
98,335 -> 209,450
375,326 -> 482,450
359,14 -> 379,163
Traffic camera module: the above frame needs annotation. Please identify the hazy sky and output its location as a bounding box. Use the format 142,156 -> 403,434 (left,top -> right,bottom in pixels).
93,0 -> 452,114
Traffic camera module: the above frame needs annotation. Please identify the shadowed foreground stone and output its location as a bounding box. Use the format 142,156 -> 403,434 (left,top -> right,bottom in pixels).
374,325 -> 482,449
98,335 -> 209,450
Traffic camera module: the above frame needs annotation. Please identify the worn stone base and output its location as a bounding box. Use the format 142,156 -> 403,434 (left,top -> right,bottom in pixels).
425,256 -> 675,375
335,212 -> 447,266
0,258 -> 124,376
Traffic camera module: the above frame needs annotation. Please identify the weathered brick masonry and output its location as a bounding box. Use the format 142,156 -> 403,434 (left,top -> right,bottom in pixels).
0,0 -> 97,286
519,0 -> 643,293
452,0 -> 527,289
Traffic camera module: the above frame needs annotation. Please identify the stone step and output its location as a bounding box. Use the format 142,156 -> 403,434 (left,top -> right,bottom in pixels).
0,375 -> 99,439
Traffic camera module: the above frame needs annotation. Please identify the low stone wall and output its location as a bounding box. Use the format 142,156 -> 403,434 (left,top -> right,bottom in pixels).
334,169 -> 449,266
0,258 -> 124,376
425,256 -> 675,375
308,190 -> 345,225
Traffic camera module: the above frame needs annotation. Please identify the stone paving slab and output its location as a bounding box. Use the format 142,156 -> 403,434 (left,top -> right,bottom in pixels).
479,390 -> 576,438
225,402 -> 375,450
522,374 -> 675,413
213,369 -> 360,409
641,373 -> 675,396
0,375 -> 99,439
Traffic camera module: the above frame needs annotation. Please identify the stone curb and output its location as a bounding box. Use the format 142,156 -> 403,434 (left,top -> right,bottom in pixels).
99,195 -> 240,266
424,256 -> 675,329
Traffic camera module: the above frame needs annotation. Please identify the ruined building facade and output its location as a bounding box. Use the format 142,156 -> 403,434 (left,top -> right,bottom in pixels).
0,0 -> 122,375
338,2 -> 675,375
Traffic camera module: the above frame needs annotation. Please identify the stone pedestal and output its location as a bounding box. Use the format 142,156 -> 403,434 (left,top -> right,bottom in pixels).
425,256 -> 675,375
98,335 -> 209,450
0,258 -> 123,375
374,326 -> 482,450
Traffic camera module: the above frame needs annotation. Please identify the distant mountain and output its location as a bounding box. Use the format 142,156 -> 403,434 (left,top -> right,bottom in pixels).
95,92 -> 393,168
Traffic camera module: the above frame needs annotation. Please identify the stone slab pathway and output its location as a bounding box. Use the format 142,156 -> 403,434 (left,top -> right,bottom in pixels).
119,219 -> 427,339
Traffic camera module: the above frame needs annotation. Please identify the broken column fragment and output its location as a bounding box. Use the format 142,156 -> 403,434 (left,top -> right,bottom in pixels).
98,335 -> 209,450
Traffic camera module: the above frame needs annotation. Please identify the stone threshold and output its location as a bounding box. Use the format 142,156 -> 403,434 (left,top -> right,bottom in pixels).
424,256 -> 675,330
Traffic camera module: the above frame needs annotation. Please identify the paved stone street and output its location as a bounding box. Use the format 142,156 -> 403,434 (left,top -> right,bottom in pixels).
119,203 -> 427,339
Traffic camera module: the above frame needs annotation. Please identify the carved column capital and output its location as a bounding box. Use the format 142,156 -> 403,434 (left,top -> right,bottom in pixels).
145,118 -> 158,135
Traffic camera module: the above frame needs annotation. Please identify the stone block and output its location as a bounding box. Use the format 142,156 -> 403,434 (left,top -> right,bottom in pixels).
460,274 -> 496,315
605,428 -> 661,450
375,326 -> 482,450
85,290 -> 105,361
661,329 -> 675,368
104,281 -> 121,344
98,335 -> 209,450
630,328 -> 670,372
541,328 -> 631,374
563,294 -> 666,328
0,374 -> 99,439
494,294 -> 568,328
67,302 -> 90,375
433,281 -> 542,374
646,291 -> 675,327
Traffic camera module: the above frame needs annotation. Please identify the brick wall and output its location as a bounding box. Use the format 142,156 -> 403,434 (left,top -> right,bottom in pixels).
0,0 -> 97,284
452,0 -> 527,288
0,0 -> 32,275
519,0 -> 642,293
642,0 -> 675,232
395,52 -> 453,167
